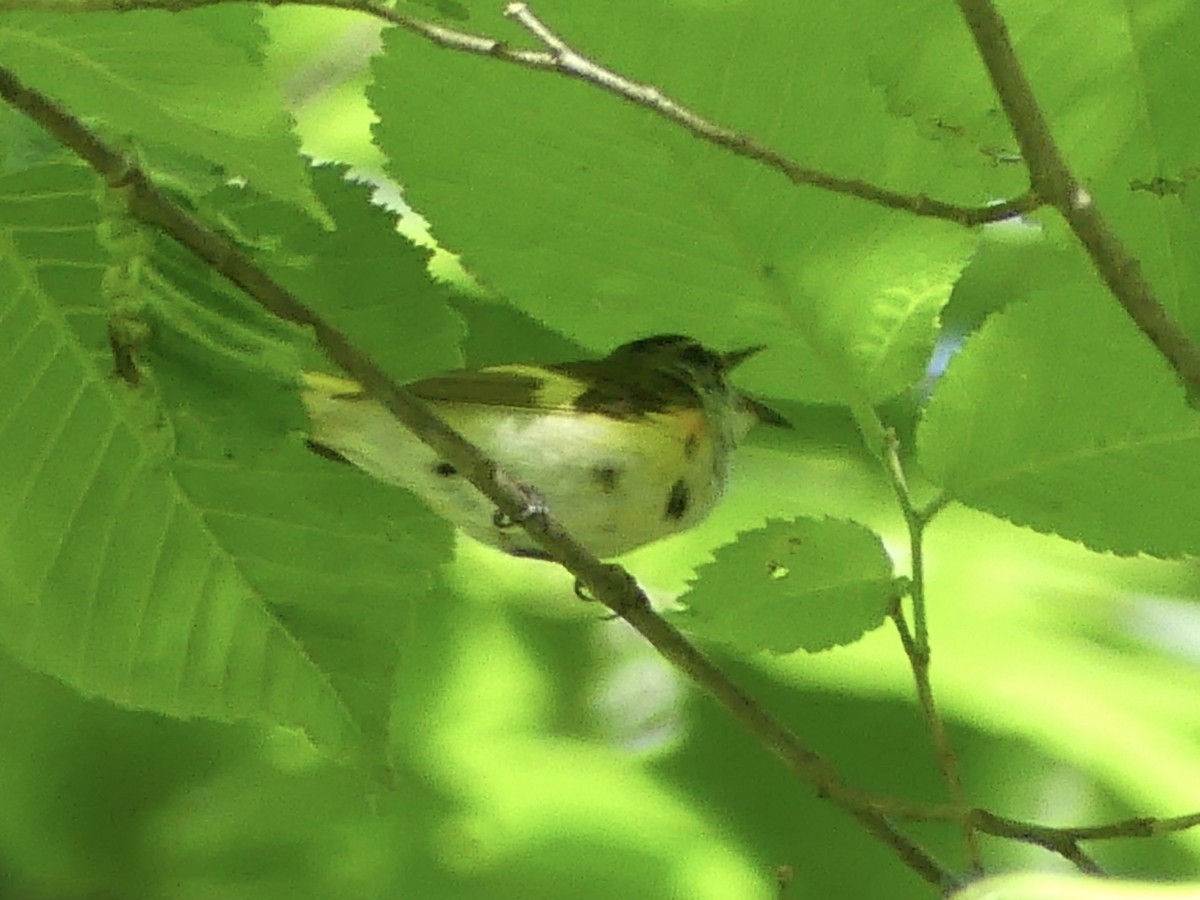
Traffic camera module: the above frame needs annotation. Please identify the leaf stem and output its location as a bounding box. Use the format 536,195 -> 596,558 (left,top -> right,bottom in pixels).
885,432 -> 982,874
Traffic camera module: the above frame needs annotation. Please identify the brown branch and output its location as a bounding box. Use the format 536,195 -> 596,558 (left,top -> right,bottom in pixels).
9,0 -> 1042,227
0,63 -> 959,892
955,0 -> 1200,402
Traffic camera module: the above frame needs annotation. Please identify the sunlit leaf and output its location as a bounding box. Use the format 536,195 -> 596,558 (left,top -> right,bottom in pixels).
0,10 -> 323,216
919,285 -> 1200,557
675,518 -> 896,653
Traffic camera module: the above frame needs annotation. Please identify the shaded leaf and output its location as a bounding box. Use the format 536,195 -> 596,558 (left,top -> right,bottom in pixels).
870,0 -> 1200,343
0,161 -> 456,770
369,0 -> 979,406
206,165 -> 465,382
0,163 -> 360,753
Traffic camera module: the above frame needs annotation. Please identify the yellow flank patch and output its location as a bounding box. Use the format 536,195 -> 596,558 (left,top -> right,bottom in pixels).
302,370 -> 364,399
520,367 -> 587,410
664,407 -> 711,445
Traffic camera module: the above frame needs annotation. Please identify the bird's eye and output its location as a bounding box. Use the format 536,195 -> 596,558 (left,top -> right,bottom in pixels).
679,341 -> 721,371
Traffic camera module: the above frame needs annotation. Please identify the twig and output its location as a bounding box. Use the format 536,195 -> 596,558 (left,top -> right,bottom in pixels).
3,0 -> 1043,227
976,809 -> 1200,843
499,1 -> 1041,226
916,492 -> 953,526
884,434 -> 981,874
0,63 -> 958,892
889,805 -> 1200,874
955,0 -> 1200,402
498,1 -> 1038,227
978,810 -> 1109,875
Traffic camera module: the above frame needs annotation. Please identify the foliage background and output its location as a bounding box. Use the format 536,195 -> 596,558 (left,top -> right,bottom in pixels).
1,1 -> 1200,898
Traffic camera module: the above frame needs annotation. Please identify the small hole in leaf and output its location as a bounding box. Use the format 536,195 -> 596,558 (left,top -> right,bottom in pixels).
767,561 -> 789,580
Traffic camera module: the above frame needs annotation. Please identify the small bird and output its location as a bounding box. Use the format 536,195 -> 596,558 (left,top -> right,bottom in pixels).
302,334 -> 787,559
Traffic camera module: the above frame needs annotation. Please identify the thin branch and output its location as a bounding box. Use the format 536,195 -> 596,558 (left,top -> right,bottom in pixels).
955,0 -> 1200,402
971,812 -> 1113,876
915,491 -> 953,527
499,1 -> 1041,226
7,0 -> 1043,228
498,1 -> 1038,227
976,809 -> 1200,844
889,805 -> 1200,874
0,64 -> 959,892
776,864 -> 794,899
1052,843 -> 1107,877
884,433 -> 982,874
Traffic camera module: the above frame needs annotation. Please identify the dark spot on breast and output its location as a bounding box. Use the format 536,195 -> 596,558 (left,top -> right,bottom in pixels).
684,433 -> 699,460
592,465 -> 621,493
664,478 -> 691,521
434,461 -> 457,477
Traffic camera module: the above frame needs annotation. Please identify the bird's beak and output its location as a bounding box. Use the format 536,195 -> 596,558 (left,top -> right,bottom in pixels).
722,345 -> 791,429
739,395 -> 792,429
722,344 -> 767,369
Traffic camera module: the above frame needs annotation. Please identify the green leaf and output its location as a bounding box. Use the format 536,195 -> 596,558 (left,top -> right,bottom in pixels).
868,0 -> 1198,185
143,168 -> 467,765
368,0 -> 979,406
205,165 -> 465,382
0,10 -> 323,217
0,161 -> 455,769
870,0 -> 1200,343
919,285 -> 1200,558
0,163 -> 354,753
952,872 -> 1200,900
674,518 -> 896,654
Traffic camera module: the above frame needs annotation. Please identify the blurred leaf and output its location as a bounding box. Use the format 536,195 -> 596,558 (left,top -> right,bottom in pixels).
411,601 -> 776,900
0,654 -> 247,897
952,872 -> 1200,899
675,518 -> 896,653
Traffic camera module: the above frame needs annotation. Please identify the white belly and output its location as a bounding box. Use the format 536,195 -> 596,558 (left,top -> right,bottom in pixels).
304,389 -> 729,558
